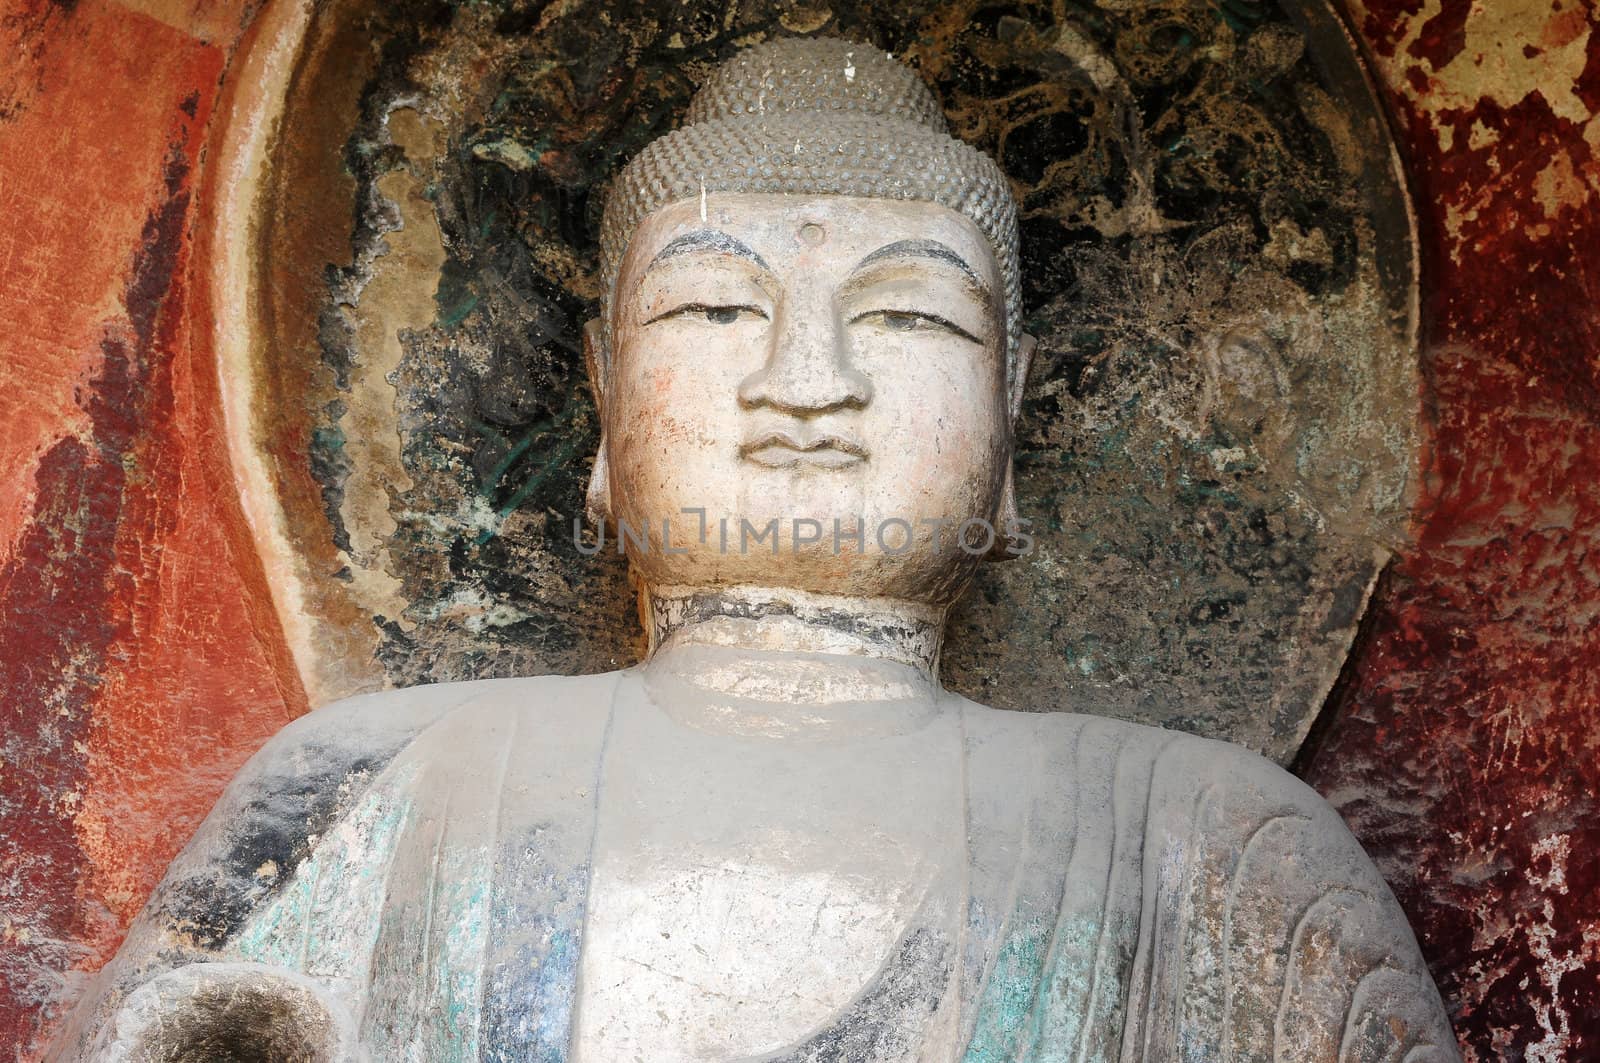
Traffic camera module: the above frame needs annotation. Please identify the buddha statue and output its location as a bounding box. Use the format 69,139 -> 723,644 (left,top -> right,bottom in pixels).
52,38 -> 1458,1062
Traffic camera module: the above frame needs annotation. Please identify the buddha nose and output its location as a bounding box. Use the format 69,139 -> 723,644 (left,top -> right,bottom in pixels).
737,292 -> 871,415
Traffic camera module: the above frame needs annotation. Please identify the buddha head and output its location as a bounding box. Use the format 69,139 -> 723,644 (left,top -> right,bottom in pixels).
587,38 -> 1032,612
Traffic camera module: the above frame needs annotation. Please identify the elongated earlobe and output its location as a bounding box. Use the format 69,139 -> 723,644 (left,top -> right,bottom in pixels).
587,446 -> 612,525
583,318 -> 608,404
987,463 -> 1023,560
989,332 -> 1037,561
583,318 -> 613,524
1010,332 -> 1037,422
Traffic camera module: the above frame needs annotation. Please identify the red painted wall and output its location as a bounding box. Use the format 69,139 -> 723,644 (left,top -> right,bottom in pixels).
0,0 -> 1595,1058
1298,0 -> 1600,1058
0,0 -> 305,1054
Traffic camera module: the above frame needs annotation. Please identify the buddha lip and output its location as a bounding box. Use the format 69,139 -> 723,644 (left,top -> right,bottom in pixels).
739,432 -> 868,467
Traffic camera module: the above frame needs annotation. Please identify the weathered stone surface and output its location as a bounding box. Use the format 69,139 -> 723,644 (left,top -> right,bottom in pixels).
50,37 -> 1454,1060
43,37 -> 1459,1056
235,0 -> 1420,767
4,0 -> 1596,1057
55,674 -> 1457,1061
94,962 -> 358,1061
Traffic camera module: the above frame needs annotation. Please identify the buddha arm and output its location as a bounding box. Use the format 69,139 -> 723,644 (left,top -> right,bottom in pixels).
961,712 -> 1459,1062
1155,738 -> 1462,1062
45,686 -> 463,1061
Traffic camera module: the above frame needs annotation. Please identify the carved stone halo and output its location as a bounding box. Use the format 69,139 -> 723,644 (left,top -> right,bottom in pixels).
217,0 -> 1418,764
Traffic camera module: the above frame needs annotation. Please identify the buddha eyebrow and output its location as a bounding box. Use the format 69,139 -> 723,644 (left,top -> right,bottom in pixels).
851,239 -> 985,288
649,229 -> 771,271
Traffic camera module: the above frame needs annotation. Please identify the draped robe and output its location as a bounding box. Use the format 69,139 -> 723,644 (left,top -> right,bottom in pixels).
52,670 -> 1459,1061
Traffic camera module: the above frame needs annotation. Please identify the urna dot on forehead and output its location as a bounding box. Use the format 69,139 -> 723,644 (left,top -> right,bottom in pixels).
599,37 -> 1024,380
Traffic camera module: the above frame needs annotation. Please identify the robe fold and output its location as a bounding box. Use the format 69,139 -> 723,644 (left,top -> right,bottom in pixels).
51,670 -> 1458,1062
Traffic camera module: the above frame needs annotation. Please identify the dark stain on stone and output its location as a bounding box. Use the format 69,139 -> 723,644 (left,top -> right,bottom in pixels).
157,736 -> 415,952
1290,557 -> 1393,780
310,0 -> 458,563
0,0 -> 76,122
769,926 -> 950,1062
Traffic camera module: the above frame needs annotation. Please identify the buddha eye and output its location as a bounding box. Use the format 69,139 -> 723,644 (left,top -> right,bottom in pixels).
852,309 -> 981,344
648,303 -> 768,326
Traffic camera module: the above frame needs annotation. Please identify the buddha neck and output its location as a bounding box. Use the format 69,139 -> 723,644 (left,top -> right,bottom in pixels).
639,586 -> 948,736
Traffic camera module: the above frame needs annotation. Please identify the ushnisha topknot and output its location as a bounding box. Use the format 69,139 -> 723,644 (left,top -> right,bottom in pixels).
682,37 -> 950,132
599,37 -> 1024,380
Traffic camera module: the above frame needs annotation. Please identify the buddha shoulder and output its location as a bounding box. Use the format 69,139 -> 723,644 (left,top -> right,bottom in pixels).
48,672 -> 625,1058
141,673 -> 621,944
948,698 -> 1459,1057
960,697 -> 1392,884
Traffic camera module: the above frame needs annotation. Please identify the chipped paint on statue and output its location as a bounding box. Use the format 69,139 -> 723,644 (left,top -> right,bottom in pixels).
52,39 -> 1454,1062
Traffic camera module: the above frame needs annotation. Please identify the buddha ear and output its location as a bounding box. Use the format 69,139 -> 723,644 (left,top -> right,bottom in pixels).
583,318 -> 608,405
1009,332 -> 1037,423
583,318 -> 612,524
989,332 -> 1037,561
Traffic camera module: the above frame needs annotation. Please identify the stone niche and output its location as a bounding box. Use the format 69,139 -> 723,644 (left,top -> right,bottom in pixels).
220,0 -> 1417,763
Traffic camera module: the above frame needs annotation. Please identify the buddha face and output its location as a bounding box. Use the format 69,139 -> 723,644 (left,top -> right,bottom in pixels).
593,193 -> 1015,605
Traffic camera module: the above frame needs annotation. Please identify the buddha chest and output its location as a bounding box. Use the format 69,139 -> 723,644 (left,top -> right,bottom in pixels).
574,686 -> 969,1061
